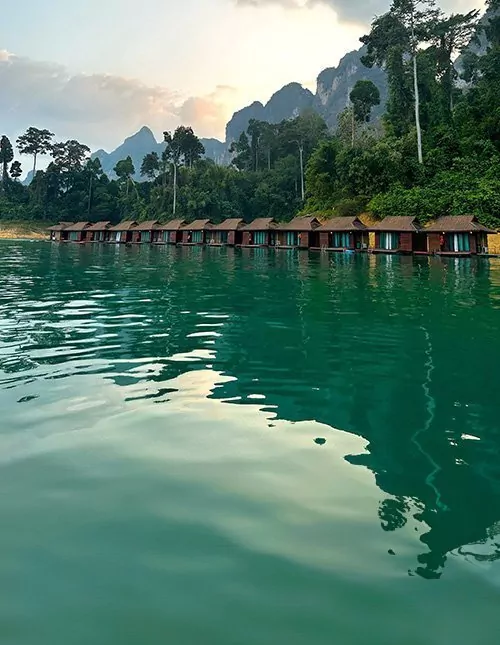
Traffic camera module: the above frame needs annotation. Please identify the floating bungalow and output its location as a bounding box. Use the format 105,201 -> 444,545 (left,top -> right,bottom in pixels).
153,220 -> 186,244
207,219 -> 244,246
108,221 -> 138,243
317,216 -> 368,251
240,218 -> 277,247
63,222 -> 93,243
275,216 -> 321,249
87,221 -> 112,242
131,221 -> 160,244
424,216 -> 494,255
48,222 -> 72,241
180,220 -> 213,245
370,216 -> 424,254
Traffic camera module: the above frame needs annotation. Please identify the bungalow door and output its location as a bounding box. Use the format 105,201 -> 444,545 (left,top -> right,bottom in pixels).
381,232 -> 399,250
116,231 -> 121,243
192,231 -> 203,243
451,233 -> 470,253
285,232 -> 298,246
332,232 -> 350,248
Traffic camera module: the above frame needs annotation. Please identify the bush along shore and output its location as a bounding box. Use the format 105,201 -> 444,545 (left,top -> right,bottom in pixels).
1,0 -> 499,232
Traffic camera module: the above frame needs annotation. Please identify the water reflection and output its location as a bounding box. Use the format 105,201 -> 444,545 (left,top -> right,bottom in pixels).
1,242 -> 500,581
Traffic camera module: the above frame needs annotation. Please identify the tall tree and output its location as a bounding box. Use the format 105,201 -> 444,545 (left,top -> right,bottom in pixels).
10,160 -> 22,181
350,80 -> 381,123
85,158 -> 104,217
0,135 -> 14,187
163,127 -> 194,215
181,128 -> 205,168
141,152 -> 160,180
114,156 -> 135,197
16,127 -> 54,177
51,140 -> 91,172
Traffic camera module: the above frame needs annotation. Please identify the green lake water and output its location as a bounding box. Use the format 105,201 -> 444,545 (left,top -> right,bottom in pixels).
1,241 -> 500,644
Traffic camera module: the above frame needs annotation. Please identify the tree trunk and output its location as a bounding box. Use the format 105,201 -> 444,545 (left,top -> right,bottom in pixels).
173,163 -> 177,216
411,16 -> 423,165
87,174 -> 93,216
299,145 -> 305,202
32,153 -> 37,179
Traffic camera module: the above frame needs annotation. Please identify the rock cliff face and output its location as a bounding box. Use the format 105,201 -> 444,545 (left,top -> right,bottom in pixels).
314,47 -> 387,128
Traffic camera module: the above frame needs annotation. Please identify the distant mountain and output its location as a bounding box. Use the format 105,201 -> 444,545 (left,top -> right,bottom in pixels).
90,46 -> 388,178
225,83 -> 315,142
92,127 -> 229,180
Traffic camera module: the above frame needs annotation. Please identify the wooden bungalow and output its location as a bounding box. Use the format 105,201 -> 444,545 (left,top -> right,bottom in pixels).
370,216 -> 423,254
131,220 -> 160,244
207,219 -> 244,246
153,219 -> 186,244
317,216 -> 368,251
48,222 -> 72,241
424,216 -> 495,255
63,222 -> 93,243
275,216 -> 321,249
240,218 -> 277,247
87,221 -> 112,242
108,221 -> 138,243
180,220 -> 213,245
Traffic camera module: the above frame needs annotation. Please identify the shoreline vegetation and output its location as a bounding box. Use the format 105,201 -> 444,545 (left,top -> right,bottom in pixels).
0,1 -> 499,233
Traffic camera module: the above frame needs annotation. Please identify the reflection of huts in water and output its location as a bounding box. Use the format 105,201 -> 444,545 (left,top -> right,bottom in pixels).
240,218 -> 277,247
424,215 -> 495,255
87,221 -> 112,242
131,221 -> 160,244
207,219 -> 244,246
370,216 -> 423,254
274,216 -> 321,249
317,216 -> 368,251
48,222 -> 72,241
108,221 -> 138,243
180,220 -> 213,245
153,220 -> 186,244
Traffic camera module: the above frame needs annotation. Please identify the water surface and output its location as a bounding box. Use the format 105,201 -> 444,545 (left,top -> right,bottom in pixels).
1,242 -> 500,644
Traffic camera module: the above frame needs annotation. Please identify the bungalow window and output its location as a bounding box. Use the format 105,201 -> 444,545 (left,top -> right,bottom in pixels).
450,233 -> 470,253
380,232 -> 399,250
219,231 -> 228,244
163,231 -> 169,242
69,231 -> 79,241
286,232 -> 298,246
332,232 -> 350,248
253,231 -> 267,245
192,231 -> 203,243
142,231 -> 151,243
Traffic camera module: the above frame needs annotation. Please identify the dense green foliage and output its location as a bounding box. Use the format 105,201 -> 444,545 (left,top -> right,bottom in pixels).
1,0 -> 499,227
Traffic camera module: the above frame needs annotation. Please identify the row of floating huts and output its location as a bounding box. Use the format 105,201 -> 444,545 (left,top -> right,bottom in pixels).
48,215 -> 498,256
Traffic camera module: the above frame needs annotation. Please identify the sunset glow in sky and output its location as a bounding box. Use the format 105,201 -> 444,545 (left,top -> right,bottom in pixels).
0,0 -> 484,150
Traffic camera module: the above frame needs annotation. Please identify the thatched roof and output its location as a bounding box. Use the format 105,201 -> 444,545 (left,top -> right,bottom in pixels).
108,221 -> 138,231
275,216 -> 321,231
318,216 -> 367,232
63,222 -> 92,232
425,215 -> 495,233
180,219 -> 213,231
87,221 -> 111,231
371,216 -> 420,232
241,218 -> 276,231
211,218 -> 244,231
48,222 -> 72,231
133,220 -> 160,231
157,219 -> 186,231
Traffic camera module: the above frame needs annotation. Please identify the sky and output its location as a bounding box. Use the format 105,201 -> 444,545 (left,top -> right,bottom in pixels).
0,0 -> 485,155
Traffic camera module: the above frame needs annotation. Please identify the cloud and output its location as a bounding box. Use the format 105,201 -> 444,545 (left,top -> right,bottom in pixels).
234,0 -> 389,24
0,50 -> 235,151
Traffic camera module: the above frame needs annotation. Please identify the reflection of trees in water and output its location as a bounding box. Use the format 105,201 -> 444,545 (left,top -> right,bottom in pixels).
208,253 -> 500,579
4,244 -> 500,579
